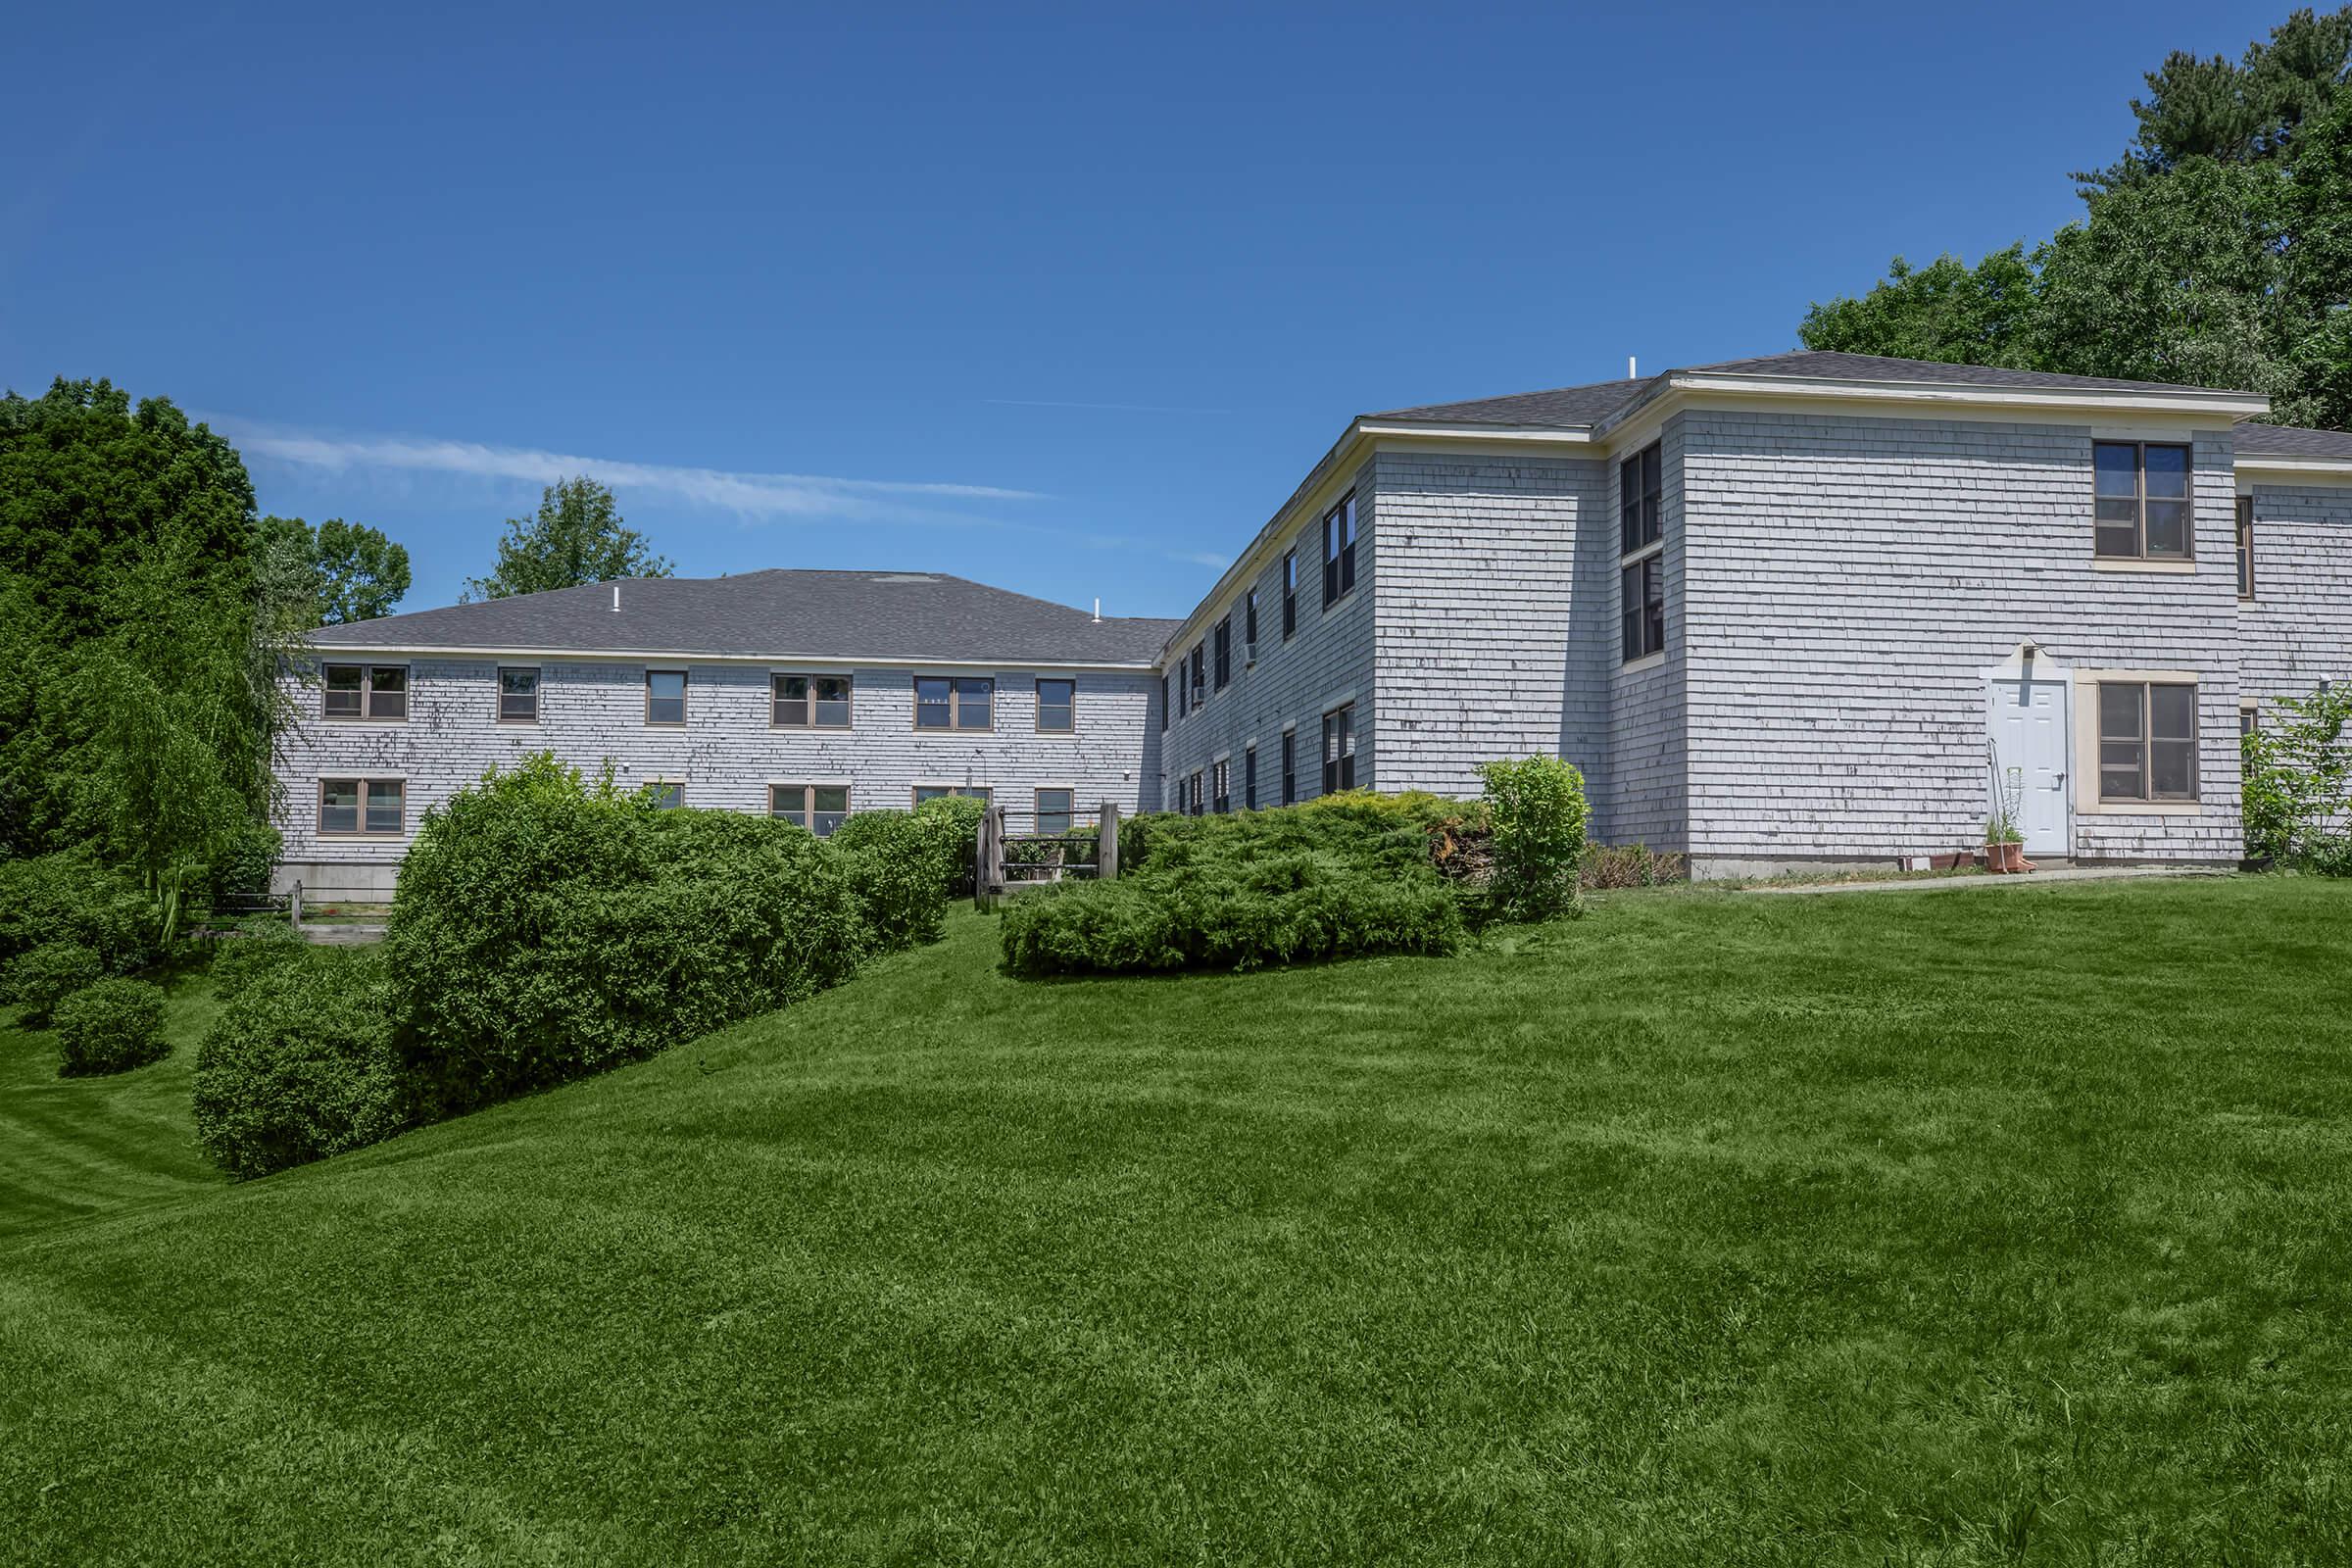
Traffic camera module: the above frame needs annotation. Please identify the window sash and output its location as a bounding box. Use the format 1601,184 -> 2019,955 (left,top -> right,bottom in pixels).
913,784 -> 991,806
771,673 -> 854,728
1213,619 -> 1231,689
914,676 -> 993,730
2092,441 -> 2194,561
1190,646 -> 1204,707
365,665 -> 407,719
2236,497 -> 2255,599
498,667 -> 539,722
1245,590 -> 1258,648
1035,788 -> 1073,835
323,663 -> 408,720
1620,559 -> 1664,662
1037,678 -> 1075,733
1321,493 -> 1357,607
1212,759 -> 1230,813
322,664 -> 364,718
319,777 -> 402,836
2097,681 -> 2199,802
1160,674 -> 1171,730
1282,551 -> 1298,638
646,670 -> 687,725
1321,706 -> 1355,794
1245,746 -> 1257,809
1619,442 -> 1662,556
648,782 -> 684,809
1281,731 -> 1297,806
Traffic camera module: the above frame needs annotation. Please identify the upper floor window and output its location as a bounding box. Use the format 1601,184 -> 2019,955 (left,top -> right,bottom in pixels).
1619,443 -> 1662,554
2098,681 -> 2198,802
1189,644 -> 1205,709
1321,492 -> 1357,607
1245,589 -> 1258,657
773,673 -> 852,728
497,666 -> 539,723
914,676 -> 992,731
2094,441 -> 2192,560
1036,678 -> 1075,733
318,777 -> 404,836
323,663 -> 407,721
769,783 -> 849,836
1282,550 -> 1298,639
645,669 -> 687,725
1161,672 -> 1172,729
1618,441 -> 1667,664
1213,617 -> 1232,690
2236,496 -> 2255,599
1322,704 -> 1356,794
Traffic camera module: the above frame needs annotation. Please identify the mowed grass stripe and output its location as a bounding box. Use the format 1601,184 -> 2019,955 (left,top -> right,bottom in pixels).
4,879 -> 2350,1563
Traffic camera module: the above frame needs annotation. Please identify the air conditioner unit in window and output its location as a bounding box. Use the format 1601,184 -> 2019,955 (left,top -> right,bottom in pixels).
1245,639 -> 1258,666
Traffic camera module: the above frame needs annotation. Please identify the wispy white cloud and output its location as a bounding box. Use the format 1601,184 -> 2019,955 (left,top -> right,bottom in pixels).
208,416 -> 1045,522
1173,551 -> 1229,569
986,397 -> 1238,416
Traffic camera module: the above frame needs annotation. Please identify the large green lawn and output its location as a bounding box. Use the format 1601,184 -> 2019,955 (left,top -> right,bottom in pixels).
5,879 -> 2350,1565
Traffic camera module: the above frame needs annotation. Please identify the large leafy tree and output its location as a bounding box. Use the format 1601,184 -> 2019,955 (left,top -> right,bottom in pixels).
1800,7 -> 2352,431
463,476 -> 671,601
257,514 -> 412,627
0,379 -> 270,864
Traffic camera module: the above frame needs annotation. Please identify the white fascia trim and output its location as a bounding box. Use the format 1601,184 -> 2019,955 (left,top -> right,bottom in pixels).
2234,455 -> 2352,480
293,646 -> 1157,672
1661,372 -> 2266,422
1354,419 -> 1600,446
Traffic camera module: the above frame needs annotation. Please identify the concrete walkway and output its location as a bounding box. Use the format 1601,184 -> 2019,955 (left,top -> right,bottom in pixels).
1742,864 -> 2235,897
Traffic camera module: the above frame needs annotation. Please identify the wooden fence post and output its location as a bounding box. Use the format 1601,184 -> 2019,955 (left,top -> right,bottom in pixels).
1100,802 -> 1119,880
975,807 -> 1007,909
290,879 -> 305,930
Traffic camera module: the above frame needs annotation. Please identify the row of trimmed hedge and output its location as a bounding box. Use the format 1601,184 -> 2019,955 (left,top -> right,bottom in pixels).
1002,758 -> 1591,976
188,758 -> 988,1177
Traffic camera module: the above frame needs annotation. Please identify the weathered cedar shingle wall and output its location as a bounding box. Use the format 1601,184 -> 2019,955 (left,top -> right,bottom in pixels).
273,660 -> 1157,885
1604,416 -> 1690,849
2241,481 -> 2352,702
1680,409 -> 2245,864
1369,447 -> 1599,802
1156,457 -> 1378,808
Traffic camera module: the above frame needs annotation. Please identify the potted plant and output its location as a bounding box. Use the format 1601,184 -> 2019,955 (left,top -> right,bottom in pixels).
1983,813 -> 2026,872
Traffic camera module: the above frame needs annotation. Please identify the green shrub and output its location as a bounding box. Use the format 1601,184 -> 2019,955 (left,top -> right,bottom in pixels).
915,795 -> 989,898
193,950 -> 406,1179
2242,684 -> 2352,864
0,851 -> 160,971
829,810 -> 950,953
4,941 -> 108,1024
1477,757 -> 1589,921
53,978 -> 171,1076
386,756 -> 864,1114
1001,799 -> 1466,975
211,922 -> 309,1001
204,822 -> 283,910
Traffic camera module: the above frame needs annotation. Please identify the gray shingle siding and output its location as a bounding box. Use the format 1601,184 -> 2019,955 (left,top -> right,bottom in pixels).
1156,458 -> 1378,808
1604,416 -> 1689,848
274,658 -> 1156,889
2241,482 -> 2352,700
1680,410 -> 2246,865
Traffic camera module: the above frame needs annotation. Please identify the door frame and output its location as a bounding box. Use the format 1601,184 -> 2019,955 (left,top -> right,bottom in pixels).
1981,642 -> 2074,859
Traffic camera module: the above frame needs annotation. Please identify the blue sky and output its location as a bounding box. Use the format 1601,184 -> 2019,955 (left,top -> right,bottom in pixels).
1,0 -> 2294,618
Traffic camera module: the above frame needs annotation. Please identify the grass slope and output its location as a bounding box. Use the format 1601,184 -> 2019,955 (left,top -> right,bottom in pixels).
5,879 -> 2350,1565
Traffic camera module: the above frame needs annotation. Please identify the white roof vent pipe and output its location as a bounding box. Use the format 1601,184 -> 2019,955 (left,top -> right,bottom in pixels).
1093,597 -> 1102,623
612,583 -> 621,612
1629,355 -> 1638,378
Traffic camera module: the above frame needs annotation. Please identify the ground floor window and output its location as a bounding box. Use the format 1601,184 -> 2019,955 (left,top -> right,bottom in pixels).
1281,731 -> 1296,805
647,781 -> 686,810
913,784 -> 992,807
770,783 -> 850,836
1188,769 -> 1204,816
1322,705 -> 1355,794
2098,681 -> 2198,802
318,778 -> 404,836
1035,787 -> 1073,834
1212,759 -> 1231,813
1244,746 -> 1257,810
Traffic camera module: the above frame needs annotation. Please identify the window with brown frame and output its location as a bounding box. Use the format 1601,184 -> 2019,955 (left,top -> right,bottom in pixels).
2239,703 -> 2260,737
2236,496 -> 2255,599
772,673 -> 853,728
647,781 -> 685,809
1036,678 -> 1075,733
1321,704 -> 1355,794
1321,492 -> 1357,608
2098,681 -> 2198,802
322,663 -> 408,721
318,777 -> 405,836
913,783 -> 992,806
913,676 -> 992,730
1619,442 -> 1662,555
1035,787 -> 1073,835
645,669 -> 687,725
2093,441 -> 2192,560
497,666 -> 540,722
769,783 -> 850,836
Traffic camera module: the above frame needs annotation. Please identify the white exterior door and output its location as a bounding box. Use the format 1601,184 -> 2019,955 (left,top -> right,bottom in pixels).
1986,678 -> 2071,858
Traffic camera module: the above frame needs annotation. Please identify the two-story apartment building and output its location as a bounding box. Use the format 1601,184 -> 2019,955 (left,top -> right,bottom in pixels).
1152,352 -> 2352,875
275,352 -> 2351,888
277,570 -> 1174,895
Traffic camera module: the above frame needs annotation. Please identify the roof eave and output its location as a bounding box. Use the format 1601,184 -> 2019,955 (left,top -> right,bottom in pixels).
289,640 -> 1163,671
1592,370 -> 2270,436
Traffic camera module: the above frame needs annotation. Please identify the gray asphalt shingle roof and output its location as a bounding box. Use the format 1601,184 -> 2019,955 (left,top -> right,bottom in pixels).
1369,350 -> 2265,429
2234,422 -> 2352,459
306,569 -> 1180,665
